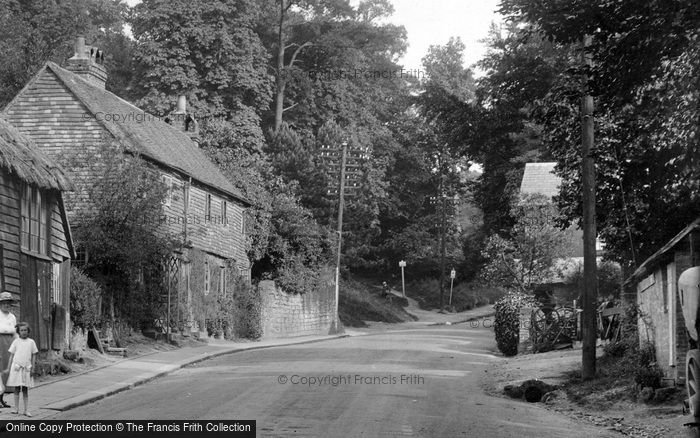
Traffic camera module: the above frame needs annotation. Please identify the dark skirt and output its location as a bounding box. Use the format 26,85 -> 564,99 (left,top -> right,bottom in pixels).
0,333 -> 14,392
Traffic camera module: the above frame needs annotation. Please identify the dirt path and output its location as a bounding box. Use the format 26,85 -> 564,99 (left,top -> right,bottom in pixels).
483,347 -> 692,438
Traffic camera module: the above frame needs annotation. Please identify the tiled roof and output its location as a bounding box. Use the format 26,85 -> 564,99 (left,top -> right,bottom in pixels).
0,117 -> 73,191
520,162 -> 561,199
45,62 -> 248,205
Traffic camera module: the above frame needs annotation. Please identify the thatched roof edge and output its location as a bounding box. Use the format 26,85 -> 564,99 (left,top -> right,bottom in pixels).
0,118 -> 73,191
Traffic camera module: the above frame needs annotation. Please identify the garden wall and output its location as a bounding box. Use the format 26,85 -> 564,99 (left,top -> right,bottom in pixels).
258,272 -> 336,339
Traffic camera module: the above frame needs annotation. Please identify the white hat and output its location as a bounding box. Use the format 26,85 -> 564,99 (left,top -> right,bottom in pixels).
0,292 -> 17,302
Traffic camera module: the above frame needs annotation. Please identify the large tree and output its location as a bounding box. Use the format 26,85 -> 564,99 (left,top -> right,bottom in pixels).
130,0 -> 273,154
0,0 -> 127,107
500,0 -> 700,266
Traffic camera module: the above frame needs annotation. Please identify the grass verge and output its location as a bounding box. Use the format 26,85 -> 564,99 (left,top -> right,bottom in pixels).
339,276 -> 417,327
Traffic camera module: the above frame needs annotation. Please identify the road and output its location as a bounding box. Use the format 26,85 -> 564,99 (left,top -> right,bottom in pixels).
50,325 -> 618,437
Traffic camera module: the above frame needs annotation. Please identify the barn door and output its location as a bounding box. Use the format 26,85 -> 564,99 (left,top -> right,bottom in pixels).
19,254 -> 52,350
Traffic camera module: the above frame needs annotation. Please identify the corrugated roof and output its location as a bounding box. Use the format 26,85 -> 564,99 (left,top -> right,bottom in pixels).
520,162 -> 561,199
45,62 -> 248,205
626,217 -> 700,285
0,118 -> 73,191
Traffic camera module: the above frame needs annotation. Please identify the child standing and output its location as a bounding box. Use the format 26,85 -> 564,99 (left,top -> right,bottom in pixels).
4,322 -> 37,417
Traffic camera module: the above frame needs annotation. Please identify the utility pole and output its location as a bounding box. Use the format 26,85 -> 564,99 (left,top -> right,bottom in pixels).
333,141 -> 348,332
581,34 -> 598,380
438,180 -> 447,311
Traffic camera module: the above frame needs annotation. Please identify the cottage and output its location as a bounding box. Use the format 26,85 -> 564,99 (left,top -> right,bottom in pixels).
626,218 -> 700,383
0,118 -> 74,351
1,37 -> 251,337
519,162 -> 591,303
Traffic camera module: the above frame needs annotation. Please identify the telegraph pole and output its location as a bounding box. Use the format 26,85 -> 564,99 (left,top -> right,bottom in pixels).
333,141 -> 348,332
581,34 -> 598,380
438,178 -> 447,311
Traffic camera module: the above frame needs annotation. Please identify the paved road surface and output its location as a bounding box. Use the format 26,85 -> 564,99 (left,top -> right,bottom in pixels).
50,325 -> 618,437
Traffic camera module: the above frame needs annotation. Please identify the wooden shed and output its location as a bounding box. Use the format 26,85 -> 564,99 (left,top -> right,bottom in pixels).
0,118 -> 75,351
626,218 -> 700,383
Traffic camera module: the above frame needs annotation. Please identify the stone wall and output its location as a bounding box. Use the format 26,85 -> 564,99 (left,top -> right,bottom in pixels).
258,272 -> 336,339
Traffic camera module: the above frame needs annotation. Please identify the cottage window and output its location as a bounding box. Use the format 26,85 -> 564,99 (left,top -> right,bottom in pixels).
204,261 -> 210,295
219,266 -> 226,295
205,194 -> 212,222
75,246 -> 88,267
20,185 -> 49,255
162,176 -> 173,206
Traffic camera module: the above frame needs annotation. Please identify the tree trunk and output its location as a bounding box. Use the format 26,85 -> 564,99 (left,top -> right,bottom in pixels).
581,34 -> 597,380
274,0 -> 287,133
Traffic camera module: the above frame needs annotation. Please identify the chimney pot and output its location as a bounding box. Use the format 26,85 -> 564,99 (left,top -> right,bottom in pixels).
74,36 -> 86,59
66,35 -> 107,89
176,95 -> 187,113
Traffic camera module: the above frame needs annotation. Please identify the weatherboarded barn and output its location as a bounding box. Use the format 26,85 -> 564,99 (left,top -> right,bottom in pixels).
626,218 -> 700,383
2,37 -> 250,337
0,118 -> 74,351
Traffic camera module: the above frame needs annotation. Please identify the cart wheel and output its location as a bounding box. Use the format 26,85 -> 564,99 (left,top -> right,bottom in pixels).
687,350 -> 700,417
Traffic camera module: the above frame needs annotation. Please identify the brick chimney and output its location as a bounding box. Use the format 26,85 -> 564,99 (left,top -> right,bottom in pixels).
166,95 -> 199,144
65,36 -> 107,89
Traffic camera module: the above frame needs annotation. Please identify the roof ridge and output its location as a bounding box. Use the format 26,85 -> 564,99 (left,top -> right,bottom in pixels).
46,62 -> 145,155
42,62 -> 248,205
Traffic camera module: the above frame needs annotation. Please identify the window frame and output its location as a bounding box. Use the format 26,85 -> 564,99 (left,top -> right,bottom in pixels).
20,184 -> 50,256
219,265 -> 226,295
221,200 -> 227,225
204,260 -> 210,296
205,194 -> 212,222
162,175 -> 173,207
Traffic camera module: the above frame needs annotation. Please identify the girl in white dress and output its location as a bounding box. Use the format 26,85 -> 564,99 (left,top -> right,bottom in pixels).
4,322 -> 38,416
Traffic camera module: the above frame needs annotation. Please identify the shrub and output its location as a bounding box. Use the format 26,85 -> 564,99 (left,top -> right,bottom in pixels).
232,280 -> 262,340
599,305 -> 663,389
633,343 -> 663,389
69,266 -> 102,329
493,290 -> 536,356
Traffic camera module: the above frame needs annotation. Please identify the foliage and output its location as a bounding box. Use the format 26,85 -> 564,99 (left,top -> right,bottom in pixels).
597,305 -> 663,389
458,22 -> 567,237
72,141 -> 178,329
566,260 -> 622,299
479,193 -> 573,292
493,290 -> 536,356
499,0 -> 700,266
0,0 -> 128,107
231,279 -> 263,340
69,266 -> 102,329
130,0 -> 273,121
200,120 -> 332,295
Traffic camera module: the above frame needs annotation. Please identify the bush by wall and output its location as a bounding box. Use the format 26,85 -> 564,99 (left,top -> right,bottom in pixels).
494,290 -> 536,356
232,280 -> 262,339
600,305 -> 663,389
69,266 -> 102,329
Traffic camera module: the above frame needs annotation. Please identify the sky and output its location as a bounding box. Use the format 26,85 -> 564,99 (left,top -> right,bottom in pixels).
384,0 -> 503,75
